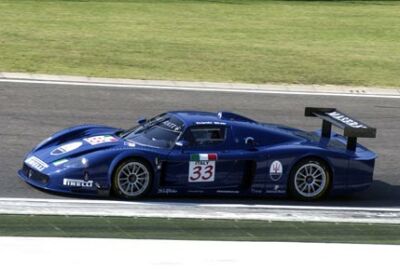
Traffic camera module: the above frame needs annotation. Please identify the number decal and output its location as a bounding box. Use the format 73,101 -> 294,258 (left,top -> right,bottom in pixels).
188,161 -> 216,182
189,166 -> 202,181
202,165 -> 213,180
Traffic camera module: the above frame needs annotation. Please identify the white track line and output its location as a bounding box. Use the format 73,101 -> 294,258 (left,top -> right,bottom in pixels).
1,197 -> 400,212
1,198 -> 400,224
1,78 -> 400,99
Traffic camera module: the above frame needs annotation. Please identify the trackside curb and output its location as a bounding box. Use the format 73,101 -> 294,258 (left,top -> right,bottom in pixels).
0,198 -> 400,224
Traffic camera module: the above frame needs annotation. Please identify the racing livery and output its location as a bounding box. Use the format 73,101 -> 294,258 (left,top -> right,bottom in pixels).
18,107 -> 377,201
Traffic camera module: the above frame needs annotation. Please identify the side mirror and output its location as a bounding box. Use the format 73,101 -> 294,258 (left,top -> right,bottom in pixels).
137,117 -> 147,125
175,140 -> 189,148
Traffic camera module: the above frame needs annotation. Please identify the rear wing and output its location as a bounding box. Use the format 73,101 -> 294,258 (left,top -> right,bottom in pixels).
305,107 -> 376,151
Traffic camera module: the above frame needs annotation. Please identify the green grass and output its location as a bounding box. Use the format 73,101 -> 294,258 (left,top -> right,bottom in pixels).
1,215 -> 400,244
0,0 -> 400,87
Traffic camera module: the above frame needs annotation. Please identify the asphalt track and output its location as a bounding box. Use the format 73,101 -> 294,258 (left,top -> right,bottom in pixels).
1,80 -> 399,207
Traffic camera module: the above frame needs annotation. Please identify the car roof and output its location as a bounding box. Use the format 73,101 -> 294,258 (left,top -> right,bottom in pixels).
169,111 -> 220,125
167,110 -> 303,142
168,111 -> 255,127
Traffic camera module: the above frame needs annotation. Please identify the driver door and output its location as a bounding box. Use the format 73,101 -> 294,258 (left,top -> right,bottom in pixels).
162,125 -> 245,190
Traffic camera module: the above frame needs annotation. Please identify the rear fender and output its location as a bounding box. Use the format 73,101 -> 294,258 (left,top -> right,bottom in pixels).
266,146 -> 349,192
291,152 -> 349,192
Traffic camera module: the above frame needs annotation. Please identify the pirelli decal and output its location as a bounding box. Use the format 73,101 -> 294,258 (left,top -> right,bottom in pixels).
25,156 -> 48,172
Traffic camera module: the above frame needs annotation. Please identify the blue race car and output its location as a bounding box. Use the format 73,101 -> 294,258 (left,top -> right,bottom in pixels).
19,107 -> 377,201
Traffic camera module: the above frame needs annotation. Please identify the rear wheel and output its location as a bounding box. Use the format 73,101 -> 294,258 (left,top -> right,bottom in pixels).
288,158 -> 331,201
112,159 -> 152,200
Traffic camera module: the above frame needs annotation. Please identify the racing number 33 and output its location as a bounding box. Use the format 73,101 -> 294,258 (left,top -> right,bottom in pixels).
188,154 -> 218,182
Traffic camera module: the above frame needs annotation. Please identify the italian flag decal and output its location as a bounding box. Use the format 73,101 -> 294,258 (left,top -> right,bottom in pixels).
190,153 -> 218,161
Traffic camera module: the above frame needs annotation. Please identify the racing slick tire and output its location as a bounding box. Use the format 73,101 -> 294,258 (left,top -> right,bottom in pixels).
112,158 -> 153,200
288,158 -> 331,201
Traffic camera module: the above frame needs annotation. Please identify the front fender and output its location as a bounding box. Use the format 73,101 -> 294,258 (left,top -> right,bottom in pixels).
33,124 -> 121,152
106,150 -> 157,185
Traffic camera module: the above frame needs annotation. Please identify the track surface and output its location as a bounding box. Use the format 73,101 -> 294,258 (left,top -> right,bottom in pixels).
1,81 -> 399,207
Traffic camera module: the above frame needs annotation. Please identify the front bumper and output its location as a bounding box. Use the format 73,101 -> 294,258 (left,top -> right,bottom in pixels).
18,166 -> 109,197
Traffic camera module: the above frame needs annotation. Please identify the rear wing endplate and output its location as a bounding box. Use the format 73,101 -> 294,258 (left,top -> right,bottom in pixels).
305,107 -> 376,151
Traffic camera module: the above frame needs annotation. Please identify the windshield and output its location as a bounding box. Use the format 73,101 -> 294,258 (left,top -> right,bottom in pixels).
122,114 -> 184,148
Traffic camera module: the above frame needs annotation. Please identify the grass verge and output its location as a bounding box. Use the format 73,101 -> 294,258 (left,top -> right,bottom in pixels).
0,215 -> 400,244
0,0 -> 399,87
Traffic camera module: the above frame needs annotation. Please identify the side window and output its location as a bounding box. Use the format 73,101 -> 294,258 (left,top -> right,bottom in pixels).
187,126 -> 226,146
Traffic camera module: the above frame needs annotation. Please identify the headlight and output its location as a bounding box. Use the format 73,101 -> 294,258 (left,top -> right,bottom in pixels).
62,158 -> 89,168
52,159 -> 69,166
81,157 -> 89,167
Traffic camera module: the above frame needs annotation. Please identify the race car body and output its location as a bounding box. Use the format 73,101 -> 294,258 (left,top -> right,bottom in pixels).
19,107 -> 377,201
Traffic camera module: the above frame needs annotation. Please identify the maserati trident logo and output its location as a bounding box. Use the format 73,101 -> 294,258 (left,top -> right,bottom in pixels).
269,160 -> 283,181
28,169 -> 33,178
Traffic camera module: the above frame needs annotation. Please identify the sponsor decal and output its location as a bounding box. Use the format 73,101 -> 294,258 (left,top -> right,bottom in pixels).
51,142 -> 82,156
25,156 -> 48,171
265,189 -> 285,194
63,178 -> 93,188
216,190 -> 240,194
251,188 -> 263,194
53,159 -> 68,166
326,111 -> 367,129
188,153 -> 218,183
195,121 -> 226,125
187,190 -> 204,194
161,120 -> 181,131
157,188 -> 178,194
84,135 -> 118,145
265,184 -> 285,194
269,160 -> 283,181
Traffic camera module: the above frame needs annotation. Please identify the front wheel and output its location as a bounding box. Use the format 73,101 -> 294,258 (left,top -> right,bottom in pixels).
288,158 -> 331,201
112,159 -> 153,200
